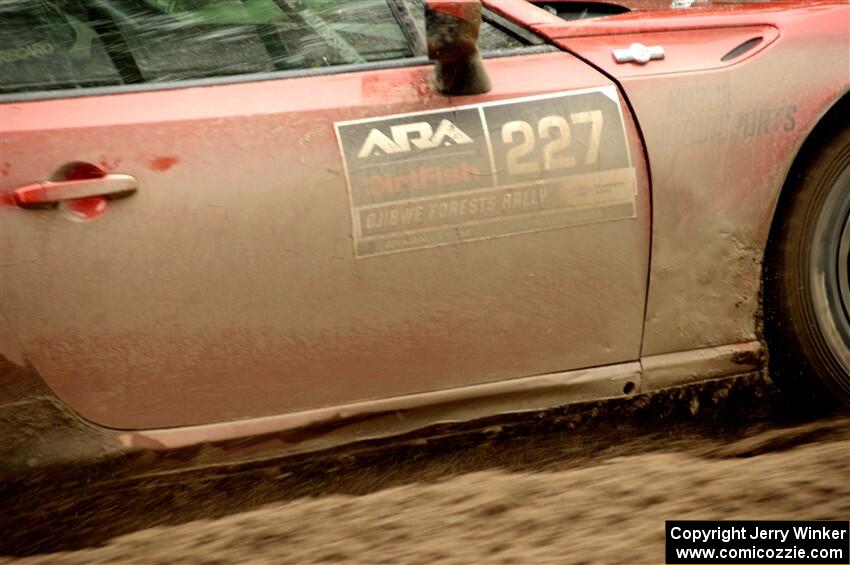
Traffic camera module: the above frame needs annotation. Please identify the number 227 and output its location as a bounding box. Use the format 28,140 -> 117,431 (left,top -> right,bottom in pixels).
500,110 -> 603,176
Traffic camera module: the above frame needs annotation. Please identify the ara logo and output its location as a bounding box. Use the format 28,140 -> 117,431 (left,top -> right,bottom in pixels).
357,119 -> 474,158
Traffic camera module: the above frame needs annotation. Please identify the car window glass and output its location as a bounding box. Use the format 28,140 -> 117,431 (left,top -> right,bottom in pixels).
95,0 -> 413,81
1,0 -> 413,94
479,19 -> 528,51
0,0 -> 122,94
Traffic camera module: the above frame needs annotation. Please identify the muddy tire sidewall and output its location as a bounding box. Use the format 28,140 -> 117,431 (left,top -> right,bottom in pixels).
765,124 -> 850,406
810,162 -> 850,380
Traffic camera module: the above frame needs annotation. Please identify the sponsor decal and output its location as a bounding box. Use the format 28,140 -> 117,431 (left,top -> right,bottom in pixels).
335,87 -> 637,257
664,84 -> 797,147
357,119 -> 475,158
0,41 -> 55,65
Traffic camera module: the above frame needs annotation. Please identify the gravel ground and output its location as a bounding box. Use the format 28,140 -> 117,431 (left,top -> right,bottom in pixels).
5,416 -> 848,565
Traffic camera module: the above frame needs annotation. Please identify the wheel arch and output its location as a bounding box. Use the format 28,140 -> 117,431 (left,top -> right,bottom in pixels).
766,90 -> 850,255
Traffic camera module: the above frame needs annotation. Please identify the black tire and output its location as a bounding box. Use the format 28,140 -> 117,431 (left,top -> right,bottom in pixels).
764,119 -> 850,408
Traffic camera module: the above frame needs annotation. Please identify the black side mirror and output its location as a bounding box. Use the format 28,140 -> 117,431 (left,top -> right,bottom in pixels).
425,0 -> 492,96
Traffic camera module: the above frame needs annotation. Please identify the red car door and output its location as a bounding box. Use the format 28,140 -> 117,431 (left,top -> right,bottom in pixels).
0,0 -> 650,429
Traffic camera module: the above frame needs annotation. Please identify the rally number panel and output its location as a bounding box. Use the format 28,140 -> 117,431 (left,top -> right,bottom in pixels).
335,87 -> 636,257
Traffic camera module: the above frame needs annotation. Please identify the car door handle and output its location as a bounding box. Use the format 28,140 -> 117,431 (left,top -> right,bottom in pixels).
13,174 -> 138,208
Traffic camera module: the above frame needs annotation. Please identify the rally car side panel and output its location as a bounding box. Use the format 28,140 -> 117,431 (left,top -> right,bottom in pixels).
2,341 -> 765,481
544,2 -> 850,356
5,0 -> 846,474
0,51 -> 651,430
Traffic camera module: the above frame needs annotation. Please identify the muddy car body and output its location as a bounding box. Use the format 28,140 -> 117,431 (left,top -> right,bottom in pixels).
1,0 -> 848,476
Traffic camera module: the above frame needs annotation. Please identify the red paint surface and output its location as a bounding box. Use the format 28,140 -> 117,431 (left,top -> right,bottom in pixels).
149,156 -> 179,172
429,0 -> 481,22
98,157 -> 122,172
484,0 -> 845,39
1,162 -> 10,177
61,196 -> 109,221
556,25 -> 779,78
0,193 -> 16,207
361,69 -> 436,102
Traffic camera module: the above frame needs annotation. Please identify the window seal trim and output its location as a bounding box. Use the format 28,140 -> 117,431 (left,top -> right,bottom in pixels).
483,8 -> 545,45
0,45 -> 556,104
388,0 -> 427,56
